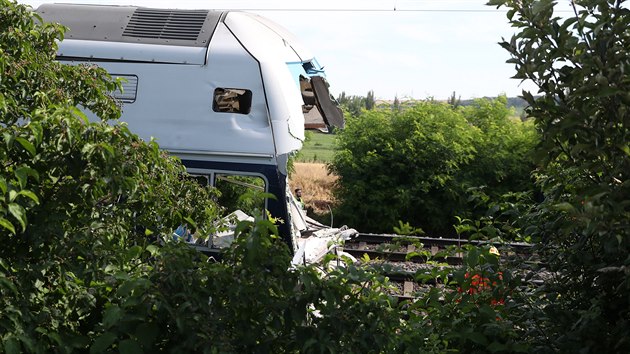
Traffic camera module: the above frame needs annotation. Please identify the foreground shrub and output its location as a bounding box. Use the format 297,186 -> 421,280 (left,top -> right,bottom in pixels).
490,0 -> 630,352
0,2 -> 402,352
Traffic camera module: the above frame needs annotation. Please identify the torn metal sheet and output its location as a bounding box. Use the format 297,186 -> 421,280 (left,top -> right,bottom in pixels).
291,226 -> 358,266
311,76 -> 345,129
212,210 -> 254,248
299,75 -> 344,130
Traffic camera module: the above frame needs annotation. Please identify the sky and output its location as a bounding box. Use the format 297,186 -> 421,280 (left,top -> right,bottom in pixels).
19,0 -> 560,101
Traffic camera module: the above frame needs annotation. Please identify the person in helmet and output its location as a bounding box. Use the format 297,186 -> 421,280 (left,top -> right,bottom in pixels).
294,188 -> 305,210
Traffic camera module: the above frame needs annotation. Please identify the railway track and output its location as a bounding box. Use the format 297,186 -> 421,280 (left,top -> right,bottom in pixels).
345,233 -> 532,260
194,230 -> 537,302
343,233 -> 534,301
348,233 -> 532,250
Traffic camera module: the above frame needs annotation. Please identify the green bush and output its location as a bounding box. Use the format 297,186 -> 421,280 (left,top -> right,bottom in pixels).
460,96 -> 537,196
330,99 -> 537,235
330,102 -> 476,234
395,245 -> 532,354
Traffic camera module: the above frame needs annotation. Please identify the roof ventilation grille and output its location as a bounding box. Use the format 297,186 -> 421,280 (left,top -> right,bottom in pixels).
123,8 -> 209,41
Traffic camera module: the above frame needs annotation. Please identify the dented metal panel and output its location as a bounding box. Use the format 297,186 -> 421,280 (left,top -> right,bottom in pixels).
223,12 -> 306,153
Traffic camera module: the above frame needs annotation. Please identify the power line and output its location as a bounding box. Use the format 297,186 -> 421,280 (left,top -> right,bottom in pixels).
214,8 -> 509,12
211,8 -> 573,13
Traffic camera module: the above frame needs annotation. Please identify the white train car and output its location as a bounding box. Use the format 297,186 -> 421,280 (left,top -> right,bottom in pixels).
36,4 -> 345,254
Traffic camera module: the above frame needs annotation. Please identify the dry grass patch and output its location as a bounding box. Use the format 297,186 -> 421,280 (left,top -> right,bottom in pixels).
290,162 -> 337,214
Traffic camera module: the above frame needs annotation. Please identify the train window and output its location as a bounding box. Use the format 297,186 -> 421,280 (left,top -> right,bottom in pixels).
188,174 -> 210,186
214,174 -> 266,217
213,88 -> 252,114
110,74 -> 138,103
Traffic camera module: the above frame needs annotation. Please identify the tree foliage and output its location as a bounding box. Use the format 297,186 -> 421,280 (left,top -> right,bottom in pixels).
365,89 -> 375,110
487,0 -> 630,352
447,91 -> 462,108
460,96 -> 537,197
330,98 -> 537,234
337,90 -> 376,117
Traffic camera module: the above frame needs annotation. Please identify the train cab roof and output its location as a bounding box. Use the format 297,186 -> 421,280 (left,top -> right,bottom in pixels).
36,4 -> 314,65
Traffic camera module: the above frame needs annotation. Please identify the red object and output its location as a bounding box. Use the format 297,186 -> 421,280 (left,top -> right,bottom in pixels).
459,271 -> 505,305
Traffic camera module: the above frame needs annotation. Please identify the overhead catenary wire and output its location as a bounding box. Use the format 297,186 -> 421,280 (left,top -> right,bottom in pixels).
212,8 -> 518,12
204,0 -> 575,13
207,0 -> 574,14
209,7 -> 574,13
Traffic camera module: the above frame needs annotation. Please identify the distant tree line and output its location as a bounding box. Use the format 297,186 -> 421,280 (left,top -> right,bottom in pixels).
338,90 -> 530,119
336,90 -> 375,117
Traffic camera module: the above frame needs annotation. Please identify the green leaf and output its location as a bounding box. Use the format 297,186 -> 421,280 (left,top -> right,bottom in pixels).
465,247 -> 480,268
486,0 -> 505,7
135,323 -> 158,348
0,177 -> 7,195
3,337 -> 21,354
90,332 -> 117,354
594,87 -> 619,98
0,258 -> 11,271
29,122 -> 43,145
0,218 -> 15,234
553,202 -> 576,213
8,203 -> 27,232
102,305 -> 123,329
3,132 -> 15,150
532,0 -> 553,15
15,137 -> 36,156
145,244 -> 159,256
125,245 -> 143,260
487,341 -> 508,352
100,143 -> 115,158
17,190 -> 39,204
467,332 -> 489,346
0,276 -> 18,295
14,166 -> 39,189
62,334 -> 89,350
183,216 -> 197,229
119,339 -> 143,354
406,251 -> 426,261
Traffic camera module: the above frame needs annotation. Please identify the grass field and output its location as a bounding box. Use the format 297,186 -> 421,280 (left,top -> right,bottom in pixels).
296,132 -> 336,163
289,162 -> 336,215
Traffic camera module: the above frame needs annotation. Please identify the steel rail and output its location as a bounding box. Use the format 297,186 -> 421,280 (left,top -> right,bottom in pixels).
343,248 -> 463,265
349,233 -> 533,251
